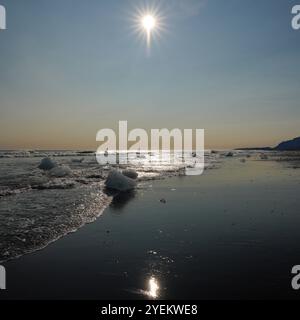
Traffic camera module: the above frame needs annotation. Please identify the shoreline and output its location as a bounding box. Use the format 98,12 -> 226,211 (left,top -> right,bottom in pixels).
0,155 -> 199,263
1,157 -> 300,299
1,150 -> 299,264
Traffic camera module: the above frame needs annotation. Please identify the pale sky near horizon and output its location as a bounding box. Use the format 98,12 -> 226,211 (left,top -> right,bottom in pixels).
0,0 -> 300,150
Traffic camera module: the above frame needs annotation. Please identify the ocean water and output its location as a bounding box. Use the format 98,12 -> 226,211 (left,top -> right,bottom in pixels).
0,150 -> 219,263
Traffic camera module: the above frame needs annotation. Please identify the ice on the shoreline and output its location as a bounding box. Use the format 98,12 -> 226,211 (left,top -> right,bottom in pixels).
105,170 -> 136,192
48,165 -> 72,178
38,158 -> 57,171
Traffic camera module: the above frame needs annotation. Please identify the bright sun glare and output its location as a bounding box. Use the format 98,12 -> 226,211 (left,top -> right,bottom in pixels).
131,4 -> 166,52
142,15 -> 156,32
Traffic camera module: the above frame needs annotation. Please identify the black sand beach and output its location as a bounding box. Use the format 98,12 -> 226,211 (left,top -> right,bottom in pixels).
1,157 -> 300,300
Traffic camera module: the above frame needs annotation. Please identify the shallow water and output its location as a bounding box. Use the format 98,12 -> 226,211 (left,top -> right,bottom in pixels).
0,152 -> 110,262
1,157 -> 300,299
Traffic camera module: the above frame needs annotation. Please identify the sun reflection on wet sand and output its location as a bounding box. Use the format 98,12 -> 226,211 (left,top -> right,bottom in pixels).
147,277 -> 159,299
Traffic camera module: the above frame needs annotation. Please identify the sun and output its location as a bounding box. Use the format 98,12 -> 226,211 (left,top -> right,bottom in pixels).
142,15 -> 156,32
140,14 -> 158,49
129,3 -> 166,53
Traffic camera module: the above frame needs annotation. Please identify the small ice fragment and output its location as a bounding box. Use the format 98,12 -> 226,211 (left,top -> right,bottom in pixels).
38,158 -> 57,171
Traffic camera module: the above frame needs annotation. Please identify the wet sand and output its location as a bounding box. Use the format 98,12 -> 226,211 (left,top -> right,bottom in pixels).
1,157 -> 300,300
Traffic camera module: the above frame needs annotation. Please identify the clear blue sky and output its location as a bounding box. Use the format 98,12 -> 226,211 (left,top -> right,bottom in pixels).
0,0 -> 300,149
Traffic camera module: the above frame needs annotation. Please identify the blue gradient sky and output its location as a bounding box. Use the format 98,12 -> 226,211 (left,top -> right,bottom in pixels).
0,0 -> 300,149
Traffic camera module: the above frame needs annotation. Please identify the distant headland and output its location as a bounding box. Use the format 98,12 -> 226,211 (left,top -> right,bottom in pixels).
237,136 -> 300,151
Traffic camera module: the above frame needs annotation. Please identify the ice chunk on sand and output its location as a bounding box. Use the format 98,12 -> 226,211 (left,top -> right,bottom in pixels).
38,158 -> 57,171
105,170 -> 136,192
48,165 -> 72,178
